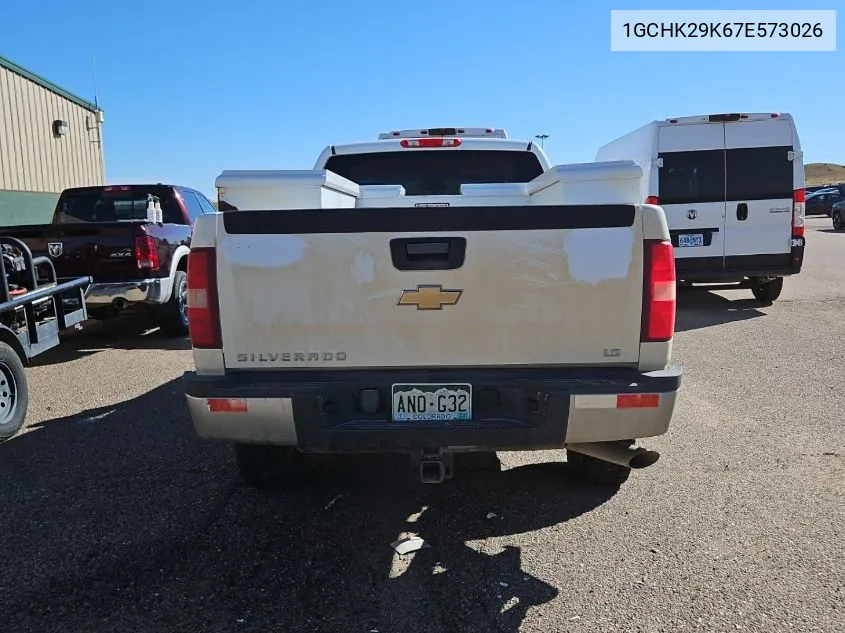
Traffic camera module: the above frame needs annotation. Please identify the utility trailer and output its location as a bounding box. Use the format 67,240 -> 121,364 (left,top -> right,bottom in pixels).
0,236 -> 91,442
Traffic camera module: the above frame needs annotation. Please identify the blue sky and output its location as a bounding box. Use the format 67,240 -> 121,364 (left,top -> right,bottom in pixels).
2,0 -> 841,197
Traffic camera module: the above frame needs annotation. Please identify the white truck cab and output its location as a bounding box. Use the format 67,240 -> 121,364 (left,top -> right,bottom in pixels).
312,126 -> 553,196
596,113 -> 805,303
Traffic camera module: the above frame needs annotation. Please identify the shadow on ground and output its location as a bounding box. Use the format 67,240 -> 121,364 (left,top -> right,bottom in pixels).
30,313 -> 189,367
675,287 -> 767,333
0,380 -> 618,633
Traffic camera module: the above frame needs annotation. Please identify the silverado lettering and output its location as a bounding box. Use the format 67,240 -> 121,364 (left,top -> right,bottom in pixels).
236,352 -> 347,362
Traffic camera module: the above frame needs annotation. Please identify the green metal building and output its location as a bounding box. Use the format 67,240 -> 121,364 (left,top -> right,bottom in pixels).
0,54 -> 105,226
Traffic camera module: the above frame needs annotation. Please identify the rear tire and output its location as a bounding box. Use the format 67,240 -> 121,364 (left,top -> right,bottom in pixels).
566,449 -> 631,486
234,444 -> 306,490
157,270 -> 189,337
833,210 -> 844,231
750,276 -> 784,304
0,342 -> 28,442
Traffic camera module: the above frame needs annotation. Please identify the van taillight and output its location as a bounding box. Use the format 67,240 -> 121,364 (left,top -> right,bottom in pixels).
641,239 -> 676,343
134,236 -> 159,270
646,195 -> 660,205
187,247 -> 221,349
792,189 -> 805,238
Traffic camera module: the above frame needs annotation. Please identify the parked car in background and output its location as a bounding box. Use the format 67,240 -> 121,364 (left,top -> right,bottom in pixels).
805,190 -> 843,216
806,182 -> 845,196
831,200 -> 845,231
0,184 -> 217,336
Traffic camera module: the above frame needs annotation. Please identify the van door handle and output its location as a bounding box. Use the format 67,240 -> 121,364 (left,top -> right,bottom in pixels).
736,203 -> 748,221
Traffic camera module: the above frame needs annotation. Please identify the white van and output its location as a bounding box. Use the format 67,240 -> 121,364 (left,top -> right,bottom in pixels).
596,112 -> 805,303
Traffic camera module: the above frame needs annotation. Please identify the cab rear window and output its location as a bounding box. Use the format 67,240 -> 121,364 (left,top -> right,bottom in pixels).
324,150 -> 544,196
56,187 -> 182,224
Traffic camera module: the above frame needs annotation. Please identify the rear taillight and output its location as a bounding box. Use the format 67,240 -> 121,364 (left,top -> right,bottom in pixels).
134,236 -> 159,270
617,393 -> 660,409
645,195 -> 660,205
792,189 -> 805,237
208,398 -> 248,413
400,138 -> 462,148
187,247 -> 221,349
641,239 -> 676,343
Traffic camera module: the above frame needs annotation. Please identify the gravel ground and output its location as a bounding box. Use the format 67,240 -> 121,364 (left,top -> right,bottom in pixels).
0,216 -> 842,633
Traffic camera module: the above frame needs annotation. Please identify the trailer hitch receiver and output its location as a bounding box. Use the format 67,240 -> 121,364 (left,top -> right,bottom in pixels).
411,448 -> 454,484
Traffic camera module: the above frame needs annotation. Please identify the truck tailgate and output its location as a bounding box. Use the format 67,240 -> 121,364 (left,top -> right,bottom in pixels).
0,223 -> 141,283
214,204 -> 645,369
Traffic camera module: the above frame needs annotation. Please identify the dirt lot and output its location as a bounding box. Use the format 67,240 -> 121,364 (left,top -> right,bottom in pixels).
0,216 -> 842,633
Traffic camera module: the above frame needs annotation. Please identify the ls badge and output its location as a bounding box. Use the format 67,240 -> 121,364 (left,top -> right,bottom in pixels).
47,242 -> 63,258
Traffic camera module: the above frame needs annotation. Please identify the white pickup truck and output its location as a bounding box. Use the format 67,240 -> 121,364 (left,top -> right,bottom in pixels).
182,127 -> 683,489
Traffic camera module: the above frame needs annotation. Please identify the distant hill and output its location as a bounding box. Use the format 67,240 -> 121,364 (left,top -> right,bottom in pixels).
805,163 -> 845,186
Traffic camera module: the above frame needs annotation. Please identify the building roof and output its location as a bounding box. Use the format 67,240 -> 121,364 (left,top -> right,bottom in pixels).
0,53 -> 101,113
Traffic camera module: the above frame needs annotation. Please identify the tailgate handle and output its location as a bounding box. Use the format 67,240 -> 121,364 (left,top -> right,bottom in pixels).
736,203 -> 748,221
390,237 -> 466,271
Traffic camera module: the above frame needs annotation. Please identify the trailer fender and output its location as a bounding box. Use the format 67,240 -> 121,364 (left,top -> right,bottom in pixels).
0,325 -> 28,365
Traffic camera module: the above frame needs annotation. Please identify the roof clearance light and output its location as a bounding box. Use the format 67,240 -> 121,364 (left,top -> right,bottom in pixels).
400,138 -> 462,148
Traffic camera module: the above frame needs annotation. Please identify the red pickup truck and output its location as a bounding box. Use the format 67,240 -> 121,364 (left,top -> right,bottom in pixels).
0,183 -> 217,336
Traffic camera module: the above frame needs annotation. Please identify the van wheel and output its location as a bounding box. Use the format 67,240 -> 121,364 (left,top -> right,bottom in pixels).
0,342 -> 28,442
566,450 -> 631,486
157,270 -> 189,337
234,444 -> 306,490
833,210 -> 844,231
750,276 -> 784,304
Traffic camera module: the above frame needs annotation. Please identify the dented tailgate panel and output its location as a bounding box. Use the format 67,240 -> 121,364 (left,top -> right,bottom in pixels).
215,205 -> 644,369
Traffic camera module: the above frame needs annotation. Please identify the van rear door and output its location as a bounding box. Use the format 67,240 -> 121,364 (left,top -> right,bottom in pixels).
657,124 -> 726,274
723,119 -> 796,268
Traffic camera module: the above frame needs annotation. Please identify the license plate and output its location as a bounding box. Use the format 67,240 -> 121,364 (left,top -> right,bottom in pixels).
678,233 -> 704,247
391,383 -> 472,422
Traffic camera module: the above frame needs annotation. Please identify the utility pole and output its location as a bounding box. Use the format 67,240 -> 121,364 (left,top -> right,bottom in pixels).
535,133 -> 549,148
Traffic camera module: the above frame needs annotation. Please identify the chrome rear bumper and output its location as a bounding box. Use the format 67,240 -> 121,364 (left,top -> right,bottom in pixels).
84,278 -> 171,306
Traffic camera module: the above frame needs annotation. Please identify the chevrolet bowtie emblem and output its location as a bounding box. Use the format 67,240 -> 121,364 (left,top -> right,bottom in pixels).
397,285 -> 462,310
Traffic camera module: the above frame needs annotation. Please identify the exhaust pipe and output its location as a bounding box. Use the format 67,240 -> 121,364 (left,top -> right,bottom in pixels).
112,297 -> 129,311
566,441 -> 660,469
